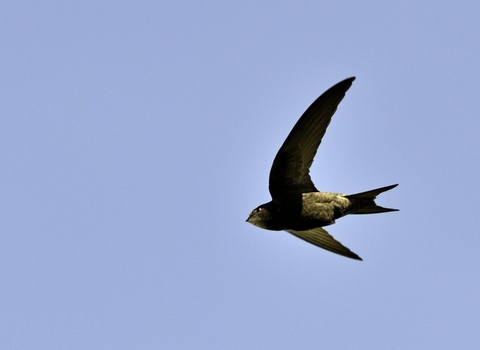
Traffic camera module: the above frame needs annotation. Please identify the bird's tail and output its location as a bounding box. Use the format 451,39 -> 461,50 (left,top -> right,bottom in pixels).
346,184 -> 398,214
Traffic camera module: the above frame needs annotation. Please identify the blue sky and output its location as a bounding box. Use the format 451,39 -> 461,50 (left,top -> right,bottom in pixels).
1,1 -> 479,349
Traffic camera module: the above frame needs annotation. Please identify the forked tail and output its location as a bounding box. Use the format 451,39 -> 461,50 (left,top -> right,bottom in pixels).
346,184 -> 398,214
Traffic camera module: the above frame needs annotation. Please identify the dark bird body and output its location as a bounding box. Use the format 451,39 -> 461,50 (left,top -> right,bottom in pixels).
246,77 -> 398,260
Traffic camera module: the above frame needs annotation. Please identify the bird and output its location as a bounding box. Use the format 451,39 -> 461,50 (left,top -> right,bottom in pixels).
246,77 -> 398,260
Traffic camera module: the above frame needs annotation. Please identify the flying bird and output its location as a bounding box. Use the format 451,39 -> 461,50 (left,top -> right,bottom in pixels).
246,77 -> 398,260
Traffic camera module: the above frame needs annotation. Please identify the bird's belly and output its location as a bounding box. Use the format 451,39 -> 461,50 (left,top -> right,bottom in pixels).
298,192 -> 352,226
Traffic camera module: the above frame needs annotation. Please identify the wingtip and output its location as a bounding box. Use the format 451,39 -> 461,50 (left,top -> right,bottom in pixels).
348,252 -> 363,261
340,76 -> 356,85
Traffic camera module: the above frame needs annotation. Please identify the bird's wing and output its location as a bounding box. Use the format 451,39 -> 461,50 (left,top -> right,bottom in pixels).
269,77 -> 355,198
286,227 -> 362,260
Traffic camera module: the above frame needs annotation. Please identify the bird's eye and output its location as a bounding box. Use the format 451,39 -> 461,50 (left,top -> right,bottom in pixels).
256,207 -> 262,212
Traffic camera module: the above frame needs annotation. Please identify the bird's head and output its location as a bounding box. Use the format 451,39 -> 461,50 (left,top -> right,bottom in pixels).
246,202 -> 279,230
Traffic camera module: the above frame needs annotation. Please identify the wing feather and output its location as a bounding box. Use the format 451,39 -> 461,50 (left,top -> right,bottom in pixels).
287,227 -> 362,260
269,77 -> 355,198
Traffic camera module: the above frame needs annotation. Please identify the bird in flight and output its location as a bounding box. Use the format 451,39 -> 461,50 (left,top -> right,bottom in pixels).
246,77 -> 398,260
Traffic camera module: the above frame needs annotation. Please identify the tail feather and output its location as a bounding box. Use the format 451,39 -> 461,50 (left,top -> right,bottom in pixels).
352,205 -> 398,214
346,184 -> 398,200
346,184 -> 398,215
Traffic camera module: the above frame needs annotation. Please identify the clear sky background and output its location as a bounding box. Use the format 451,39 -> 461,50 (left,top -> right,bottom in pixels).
1,1 -> 479,349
